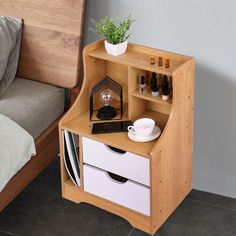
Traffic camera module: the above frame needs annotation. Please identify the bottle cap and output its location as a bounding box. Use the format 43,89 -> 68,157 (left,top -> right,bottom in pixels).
152,91 -> 159,96
162,94 -> 170,100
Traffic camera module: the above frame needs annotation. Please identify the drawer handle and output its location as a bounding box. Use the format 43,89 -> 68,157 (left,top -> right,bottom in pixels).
107,172 -> 128,183
106,145 -> 127,154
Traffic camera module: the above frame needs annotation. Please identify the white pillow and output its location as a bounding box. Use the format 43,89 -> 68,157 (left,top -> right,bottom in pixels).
0,16 -> 22,96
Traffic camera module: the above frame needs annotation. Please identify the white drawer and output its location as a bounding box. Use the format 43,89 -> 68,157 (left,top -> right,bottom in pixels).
82,137 -> 150,186
83,164 -> 150,215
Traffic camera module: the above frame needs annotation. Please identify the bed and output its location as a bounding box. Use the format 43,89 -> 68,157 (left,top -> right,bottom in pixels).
0,0 -> 86,211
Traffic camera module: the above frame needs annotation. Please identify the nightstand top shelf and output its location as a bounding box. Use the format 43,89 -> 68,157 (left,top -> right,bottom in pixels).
88,42 -> 191,76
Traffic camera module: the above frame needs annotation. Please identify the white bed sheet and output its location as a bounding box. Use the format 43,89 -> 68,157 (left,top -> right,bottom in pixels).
0,114 -> 36,191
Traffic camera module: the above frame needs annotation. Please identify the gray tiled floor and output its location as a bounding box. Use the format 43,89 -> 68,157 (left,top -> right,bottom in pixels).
0,159 -> 235,236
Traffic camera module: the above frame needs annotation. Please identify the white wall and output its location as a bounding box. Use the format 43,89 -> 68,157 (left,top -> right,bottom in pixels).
84,0 -> 236,198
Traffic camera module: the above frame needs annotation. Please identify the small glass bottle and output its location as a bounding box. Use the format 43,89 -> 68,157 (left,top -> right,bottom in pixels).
161,75 -> 170,100
139,75 -> 146,94
150,72 -> 159,96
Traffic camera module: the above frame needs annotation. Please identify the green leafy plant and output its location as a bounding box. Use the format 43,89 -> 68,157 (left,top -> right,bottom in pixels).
90,15 -> 134,45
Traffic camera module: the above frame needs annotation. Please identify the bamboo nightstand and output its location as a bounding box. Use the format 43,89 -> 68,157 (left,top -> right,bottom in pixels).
59,40 -> 195,235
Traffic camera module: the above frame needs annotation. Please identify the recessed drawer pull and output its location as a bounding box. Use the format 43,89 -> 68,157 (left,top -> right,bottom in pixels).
83,164 -> 150,215
106,145 -> 127,154
83,137 -> 150,186
107,172 -> 128,183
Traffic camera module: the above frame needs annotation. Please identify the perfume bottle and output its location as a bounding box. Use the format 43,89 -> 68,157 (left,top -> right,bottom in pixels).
139,75 -> 146,94
150,72 -> 159,96
161,75 -> 170,100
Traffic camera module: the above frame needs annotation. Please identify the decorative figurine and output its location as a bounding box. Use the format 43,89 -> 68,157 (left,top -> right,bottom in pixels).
90,76 -> 123,120
161,75 -> 170,100
150,72 -> 159,96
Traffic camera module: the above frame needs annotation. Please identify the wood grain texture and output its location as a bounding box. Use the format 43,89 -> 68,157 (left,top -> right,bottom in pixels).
0,0 -> 86,88
0,0 -> 86,211
150,59 -> 195,234
59,40 -> 194,235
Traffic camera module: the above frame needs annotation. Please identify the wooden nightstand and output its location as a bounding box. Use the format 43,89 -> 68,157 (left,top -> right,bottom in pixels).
59,40 -> 195,235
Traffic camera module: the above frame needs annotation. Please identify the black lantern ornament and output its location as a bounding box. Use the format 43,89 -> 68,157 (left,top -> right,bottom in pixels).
90,76 -> 123,121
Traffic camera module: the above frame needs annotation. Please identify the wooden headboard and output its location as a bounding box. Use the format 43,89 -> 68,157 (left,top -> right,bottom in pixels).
0,0 -> 86,88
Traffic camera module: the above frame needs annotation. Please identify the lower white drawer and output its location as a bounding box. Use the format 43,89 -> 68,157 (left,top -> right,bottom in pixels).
83,164 -> 150,216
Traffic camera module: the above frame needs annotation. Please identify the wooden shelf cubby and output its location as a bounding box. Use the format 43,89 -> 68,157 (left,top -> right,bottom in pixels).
59,40 -> 195,235
131,89 -> 172,106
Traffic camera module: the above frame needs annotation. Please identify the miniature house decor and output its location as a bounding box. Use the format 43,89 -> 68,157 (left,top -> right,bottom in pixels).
89,76 -> 123,120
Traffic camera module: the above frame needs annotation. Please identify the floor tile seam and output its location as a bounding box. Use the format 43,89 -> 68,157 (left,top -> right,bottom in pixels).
189,198 -> 236,212
0,228 -> 20,236
187,192 -> 236,203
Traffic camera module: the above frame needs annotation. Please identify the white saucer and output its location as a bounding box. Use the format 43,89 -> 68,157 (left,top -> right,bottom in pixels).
128,126 -> 161,142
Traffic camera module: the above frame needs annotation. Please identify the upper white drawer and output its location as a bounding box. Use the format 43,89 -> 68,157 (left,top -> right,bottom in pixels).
82,137 -> 150,186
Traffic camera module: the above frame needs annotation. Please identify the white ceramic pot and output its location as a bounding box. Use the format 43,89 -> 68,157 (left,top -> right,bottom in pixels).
104,40 -> 128,56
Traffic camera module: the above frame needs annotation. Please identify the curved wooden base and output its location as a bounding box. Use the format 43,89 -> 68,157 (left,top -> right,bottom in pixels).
63,179 -> 152,234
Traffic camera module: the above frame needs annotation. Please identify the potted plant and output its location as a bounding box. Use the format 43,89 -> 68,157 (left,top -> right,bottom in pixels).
90,15 -> 134,56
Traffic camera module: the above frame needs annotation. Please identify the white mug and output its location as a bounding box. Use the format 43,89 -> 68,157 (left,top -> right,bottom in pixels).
128,118 -> 155,138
